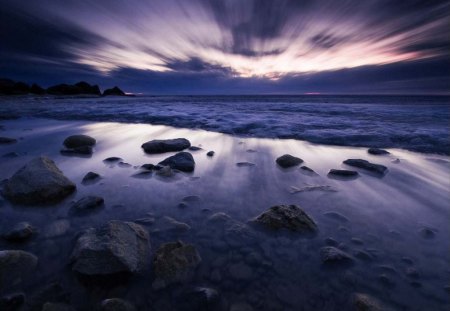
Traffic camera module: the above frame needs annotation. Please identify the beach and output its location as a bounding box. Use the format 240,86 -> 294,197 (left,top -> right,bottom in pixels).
0,114 -> 449,310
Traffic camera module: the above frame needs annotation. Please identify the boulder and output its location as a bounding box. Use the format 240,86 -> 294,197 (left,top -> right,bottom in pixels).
63,135 -> 96,149
276,154 -> 303,168
158,152 -> 195,172
368,148 -> 390,155
0,250 -> 38,288
320,246 -> 354,264
3,157 -> 76,205
82,172 -> 101,184
251,205 -> 317,233
0,137 -> 17,144
71,221 -> 150,276
152,241 -> 201,289
69,196 -> 104,215
141,138 -> 191,154
343,159 -> 388,175
327,169 -> 359,177
101,298 -> 136,311
141,164 -> 155,170
103,157 -> 122,163
103,86 -> 126,96
3,222 -> 35,242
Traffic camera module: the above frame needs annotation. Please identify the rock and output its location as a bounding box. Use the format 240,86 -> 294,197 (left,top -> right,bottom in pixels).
47,82 -> 100,95
0,250 -> 38,287
155,166 -> 175,177
251,205 -> 317,233
419,227 -> 436,239
141,138 -> 191,154
207,212 -> 231,224
63,135 -> 96,149
182,195 -> 201,203
368,148 -> 390,155
236,162 -> 255,167
161,216 -> 191,233
82,172 -> 101,184
103,86 -> 126,96
179,287 -> 219,310
118,161 -> 132,168
0,137 -> 17,144
103,157 -> 122,163
228,262 -> 254,281
101,298 -> 136,311
188,146 -> 202,151
71,221 -> 150,276
325,237 -> 339,246
276,154 -> 303,168
132,171 -> 152,179
300,166 -> 316,174
343,159 -> 388,175
0,292 -> 25,311
206,151 -> 215,157
3,157 -> 76,205
3,222 -> 34,242
44,219 -> 70,238
2,152 -> 19,158
353,293 -> 393,311
69,196 -> 104,215
42,302 -> 76,311
30,83 -> 45,94
134,217 -> 155,225
320,247 -> 354,264
60,146 -> 93,156
327,169 -> 359,177
141,163 -> 155,170
230,303 -> 254,311
158,152 -> 195,172
152,241 -> 201,289
323,211 -> 349,222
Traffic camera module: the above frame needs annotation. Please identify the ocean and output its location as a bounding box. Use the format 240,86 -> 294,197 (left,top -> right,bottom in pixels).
1,95 -> 449,154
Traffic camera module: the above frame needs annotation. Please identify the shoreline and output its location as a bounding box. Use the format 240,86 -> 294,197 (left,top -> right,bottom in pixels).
0,117 -> 449,310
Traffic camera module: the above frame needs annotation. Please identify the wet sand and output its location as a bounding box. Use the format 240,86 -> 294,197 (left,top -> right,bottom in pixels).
0,117 -> 449,310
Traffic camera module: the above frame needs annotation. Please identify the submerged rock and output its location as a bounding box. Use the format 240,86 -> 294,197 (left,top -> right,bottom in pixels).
251,205 -> 317,233
343,159 -> 388,175
320,246 -> 354,264
44,219 -> 70,238
178,287 -> 220,310
69,196 -> 104,215
0,137 -> 17,144
353,293 -> 393,311
63,135 -> 96,149
42,302 -> 76,311
0,250 -> 38,288
101,298 -> 136,311
236,162 -> 255,167
152,241 -> 201,289
82,172 -> 101,184
327,169 -> 359,177
141,163 -> 155,170
71,221 -> 150,276
206,151 -> 215,157
3,222 -> 35,242
2,151 -> 19,158
158,152 -> 195,172
300,166 -> 316,174
103,157 -> 122,163
155,166 -> 176,177
368,148 -> 390,155
3,157 -> 76,205
276,154 -> 303,168
60,146 -> 93,156
0,292 -> 25,310
188,146 -> 202,151
141,138 -> 191,154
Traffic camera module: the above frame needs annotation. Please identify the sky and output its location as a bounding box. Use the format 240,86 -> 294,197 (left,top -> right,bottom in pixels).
0,0 -> 449,94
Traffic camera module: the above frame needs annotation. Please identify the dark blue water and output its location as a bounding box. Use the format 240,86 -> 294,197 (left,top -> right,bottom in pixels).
0,95 -> 449,154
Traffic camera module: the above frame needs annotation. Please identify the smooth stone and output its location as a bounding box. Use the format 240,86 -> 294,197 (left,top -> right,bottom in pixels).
368,148 -> 390,155
320,246 -> 354,264
152,241 -> 201,289
118,161 -> 132,168
69,196 -> 104,215
60,146 -> 93,155
419,227 -> 436,239
141,138 -> 190,154
0,137 -> 17,144
353,293 -> 393,311
155,166 -> 175,177
3,222 -> 34,242
71,221 -> 150,276
82,172 -> 101,184
251,204 -> 317,233
300,166 -> 316,173
343,159 -> 388,175
158,152 -> 195,172
207,212 -> 231,224
228,262 -> 254,281
206,151 -> 215,157
44,219 -> 70,238
236,162 -> 255,167
161,216 -> 191,233
103,157 -> 122,163
42,302 -> 76,311
276,154 -> 303,168
323,211 -> 349,222
132,171 -> 152,179
134,217 -> 155,225
141,163 -> 155,170
328,169 -> 359,177
0,292 -> 25,310
188,146 -> 202,151
0,250 -> 38,287
101,298 -> 136,311
3,157 -> 76,205
63,135 -> 96,148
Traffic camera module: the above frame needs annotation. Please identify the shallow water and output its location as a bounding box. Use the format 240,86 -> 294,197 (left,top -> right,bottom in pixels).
0,95 -> 449,154
0,118 -> 449,310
